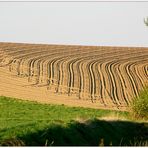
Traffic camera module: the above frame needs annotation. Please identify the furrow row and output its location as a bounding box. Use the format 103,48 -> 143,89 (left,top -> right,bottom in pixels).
0,44 -> 148,108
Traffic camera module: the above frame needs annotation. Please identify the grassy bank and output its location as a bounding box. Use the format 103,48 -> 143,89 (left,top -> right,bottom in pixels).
131,87 -> 148,119
0,96 -> 147,146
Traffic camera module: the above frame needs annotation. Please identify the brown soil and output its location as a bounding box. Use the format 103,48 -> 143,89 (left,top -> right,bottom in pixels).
0,42 -> 148,111
0,66 -> 124,111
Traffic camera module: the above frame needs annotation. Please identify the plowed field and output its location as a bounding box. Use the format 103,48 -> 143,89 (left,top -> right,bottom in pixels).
0,42 -> 148,110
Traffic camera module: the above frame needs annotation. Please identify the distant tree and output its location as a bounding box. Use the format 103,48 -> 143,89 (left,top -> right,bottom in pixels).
144,17 -> 148,26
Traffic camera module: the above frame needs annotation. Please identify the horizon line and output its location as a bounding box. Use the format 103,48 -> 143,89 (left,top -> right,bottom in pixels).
1,41 -> 148,48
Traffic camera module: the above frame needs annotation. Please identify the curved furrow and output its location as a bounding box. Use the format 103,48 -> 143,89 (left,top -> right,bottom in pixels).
95,63 -> 103,102
51,58 -> 64,90
41,48 -> 108,91
60,58 -> 70,93
76,59 -> 86,99
126,62 -> 140,98
1,43 -> 148,108
38,58 -> 48,85
66,57 -> 90,96
89,59 -> 108,103
1,46 -> 148,64
81,58 -> 97,100
138,63 -> 148,86
25,58 -> 42,83
110,61 -> 128,106
134,60 -> 148,87
127,60 -> 148,98
81,60 -> 90,100
0,45 -> 122,68
14,48 -> 148,101
136,64 -> 147,83
53,57 -> 69,93
46,56 -> 70,93
121,62 -> 138,100
62,57 -> 77,95
106,60 -> 121,106
119,62 -> 135,101
74,52 -> 121,98
21,48 -> 81,84
104,60 -> 120,105
67,57 -> 82,96
99,63 -> 109,105
87,51 -> 147,104
89,59 -> 112,105
28,58 -> 42,83
82,55 -> 107,101
75,59 -> 83,98
97,63 -> 106,102
101,60 -> 117,105
9,52 -> 54,75
1,44 -> 146,73
67,58 -> 75,95
94,62 -> 105,104
5,46 -> 86,73
47,58 -> 59,87
27,55 -> 61,85
115,62 -> 130,105
47,55 -> 80,93
29,57 -> 56,85
89,60 -> 96,102
53,52 -> 99,95
117,55 -> 148,102
143,64 -> 148,79
61,58 -> 71,94
89,60 -> 100,102
51,55 -> 77,90
107,61 -> 121,106
114,62 -> 128,105
129,61 -> 146,93
57,57 -> 70,93
72,58 -> 84,97
84,60 -> 96,102
75,55 -> 109,101
135,64 -> 146,88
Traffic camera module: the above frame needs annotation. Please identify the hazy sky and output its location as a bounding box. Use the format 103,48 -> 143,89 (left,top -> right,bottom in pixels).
0,2 -> 148,47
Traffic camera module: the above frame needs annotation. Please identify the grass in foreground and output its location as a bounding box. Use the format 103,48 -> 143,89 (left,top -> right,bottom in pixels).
131,87 -> 148,120
0,96 -> 147,146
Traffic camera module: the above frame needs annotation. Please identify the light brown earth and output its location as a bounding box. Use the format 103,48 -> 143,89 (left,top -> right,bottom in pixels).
0,42 -> 148,111
0,66 -> 122,110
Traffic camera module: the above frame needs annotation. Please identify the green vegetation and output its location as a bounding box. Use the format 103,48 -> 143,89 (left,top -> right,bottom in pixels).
130,87 -> 148,120
144,17 -> 148,26
0,96 -> 147,146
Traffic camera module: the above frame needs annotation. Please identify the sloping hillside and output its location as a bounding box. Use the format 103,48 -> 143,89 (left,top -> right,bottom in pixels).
0,42 -> 148,110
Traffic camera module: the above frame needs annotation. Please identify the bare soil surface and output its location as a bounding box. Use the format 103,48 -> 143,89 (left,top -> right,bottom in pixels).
0,66 -> 125,111
0,42 -> 148,111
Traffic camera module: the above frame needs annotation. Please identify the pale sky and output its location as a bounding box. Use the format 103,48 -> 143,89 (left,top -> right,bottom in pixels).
0,2 -> 148,47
